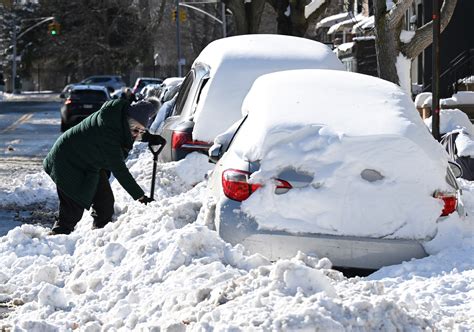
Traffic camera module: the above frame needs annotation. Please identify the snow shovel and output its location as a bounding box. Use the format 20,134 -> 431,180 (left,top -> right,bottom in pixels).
146,134 -> 166,200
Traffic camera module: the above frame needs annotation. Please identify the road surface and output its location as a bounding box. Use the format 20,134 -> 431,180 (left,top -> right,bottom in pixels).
0,96 -> 62,235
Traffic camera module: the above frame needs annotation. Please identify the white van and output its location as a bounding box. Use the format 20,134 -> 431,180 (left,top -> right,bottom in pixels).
157,34 -> 344,162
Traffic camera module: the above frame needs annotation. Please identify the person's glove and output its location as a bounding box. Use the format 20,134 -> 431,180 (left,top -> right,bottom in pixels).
138,195 -> 154,205
141,131 -> 166,145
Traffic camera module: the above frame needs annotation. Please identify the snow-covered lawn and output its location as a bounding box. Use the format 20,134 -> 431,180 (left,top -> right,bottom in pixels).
0,144 -> 473,330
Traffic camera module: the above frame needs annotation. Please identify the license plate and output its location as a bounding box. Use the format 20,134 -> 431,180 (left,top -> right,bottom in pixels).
83,104 -> 93,109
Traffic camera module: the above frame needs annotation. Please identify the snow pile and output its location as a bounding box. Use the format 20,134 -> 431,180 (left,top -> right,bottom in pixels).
233,70 -> 449,239
0,141 -> 473,330
1,171 -> 57,208
424,109 -> 474,157
0,92 -> 60,102
424,108 -> 474,136
441,91 -> 474,107
241,126 -> 445,239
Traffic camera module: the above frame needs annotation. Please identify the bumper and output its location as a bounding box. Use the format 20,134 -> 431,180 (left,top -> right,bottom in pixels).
216,200 -> 428,270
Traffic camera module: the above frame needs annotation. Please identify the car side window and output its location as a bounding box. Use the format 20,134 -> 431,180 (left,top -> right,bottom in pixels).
173,71 -> 194,116
225,115 -> 248,152
192,77 -> 210,115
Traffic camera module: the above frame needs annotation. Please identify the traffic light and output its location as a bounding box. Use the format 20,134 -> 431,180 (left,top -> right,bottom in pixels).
179,10 -> 186,22
172,9 -> 186,22
48,21 -> 60,36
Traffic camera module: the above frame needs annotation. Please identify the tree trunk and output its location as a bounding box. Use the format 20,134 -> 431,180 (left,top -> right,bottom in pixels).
373,0 -> 402,85
223,0 -> 265,34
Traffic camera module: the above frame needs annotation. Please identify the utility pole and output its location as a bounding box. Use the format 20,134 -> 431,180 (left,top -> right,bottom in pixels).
10,16 -> 55,94
11,15 -> 17,93
431,0 -> 441,141
176,0 -> 182,77
221,2 -> 226,37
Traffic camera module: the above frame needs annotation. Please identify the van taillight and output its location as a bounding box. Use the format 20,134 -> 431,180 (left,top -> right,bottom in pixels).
171,131 -> 191,149
65,98 -> 73,105
222,169 -> 292,202
171,131 -> 211,150
435,191 -> 457,216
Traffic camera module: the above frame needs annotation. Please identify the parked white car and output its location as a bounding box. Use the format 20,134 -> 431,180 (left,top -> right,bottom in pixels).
206,69 -> 464,270
157,34 -> 344,162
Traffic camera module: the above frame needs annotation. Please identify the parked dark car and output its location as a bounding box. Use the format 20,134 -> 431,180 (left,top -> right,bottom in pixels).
62,75 -> 126,95
60,85 -> 111,132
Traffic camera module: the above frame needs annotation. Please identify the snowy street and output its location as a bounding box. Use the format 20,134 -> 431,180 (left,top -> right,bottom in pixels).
0,94 -> 61,237
0,92 -> 473,330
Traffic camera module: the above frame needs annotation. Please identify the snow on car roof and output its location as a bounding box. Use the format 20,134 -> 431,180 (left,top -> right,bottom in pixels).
239,69 -> 441,152
192,34 -> 344,142
162,77 -> 184,86
232,70 -> 450,239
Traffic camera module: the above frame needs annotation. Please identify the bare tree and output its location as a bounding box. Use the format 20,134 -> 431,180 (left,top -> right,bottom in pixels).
373,0 -> 457,91
223,0 -> 266,34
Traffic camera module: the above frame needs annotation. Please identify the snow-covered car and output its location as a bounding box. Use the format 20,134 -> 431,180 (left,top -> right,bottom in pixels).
206,69 -> 464,270
137,83 -> 162,100
157,34 -> 344,162
157,77 -> 184,103
132,77 -> 163,94
425,108 -> 474,180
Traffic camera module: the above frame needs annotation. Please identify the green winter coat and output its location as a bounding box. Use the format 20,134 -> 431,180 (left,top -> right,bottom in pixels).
43,99 -> 144,209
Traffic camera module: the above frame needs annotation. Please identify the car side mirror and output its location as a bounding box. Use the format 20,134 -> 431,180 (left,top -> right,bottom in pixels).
448,161 -> 463,178
208,143 -> 223,164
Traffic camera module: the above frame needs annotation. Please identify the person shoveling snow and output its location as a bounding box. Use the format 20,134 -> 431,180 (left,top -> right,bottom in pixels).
43,98 -> 161,235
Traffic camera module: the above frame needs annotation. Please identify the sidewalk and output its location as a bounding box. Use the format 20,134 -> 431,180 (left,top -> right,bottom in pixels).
0,91 -> 61,102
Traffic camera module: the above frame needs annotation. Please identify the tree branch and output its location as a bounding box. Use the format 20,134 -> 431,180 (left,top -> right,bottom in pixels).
389,0 -> 414,29
402,0 -> 458,58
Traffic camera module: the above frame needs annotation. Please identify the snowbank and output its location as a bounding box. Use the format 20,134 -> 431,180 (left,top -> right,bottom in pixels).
0,139 -> 472,330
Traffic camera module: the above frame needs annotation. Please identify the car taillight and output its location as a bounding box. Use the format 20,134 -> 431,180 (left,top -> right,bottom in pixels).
434,191 -> 457,216
222,169 -> 292,202
171,131 -> 210,150
65,98 -> 73,105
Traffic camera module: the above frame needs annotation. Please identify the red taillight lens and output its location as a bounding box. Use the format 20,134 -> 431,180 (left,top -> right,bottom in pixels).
222,169 -> 260,201
171,131 -> 191,149
171,131 -> 211,150
435,191 -> 457,216
221,169 -> 293,202
65,98 -> 73,105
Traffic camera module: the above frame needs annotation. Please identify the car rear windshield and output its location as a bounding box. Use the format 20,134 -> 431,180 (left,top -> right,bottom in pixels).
85,77 -> 110,83
71,90 -> 108,102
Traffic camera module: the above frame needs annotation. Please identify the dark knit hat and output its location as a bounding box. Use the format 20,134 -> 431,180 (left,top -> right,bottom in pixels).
126,99 -> 159,127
